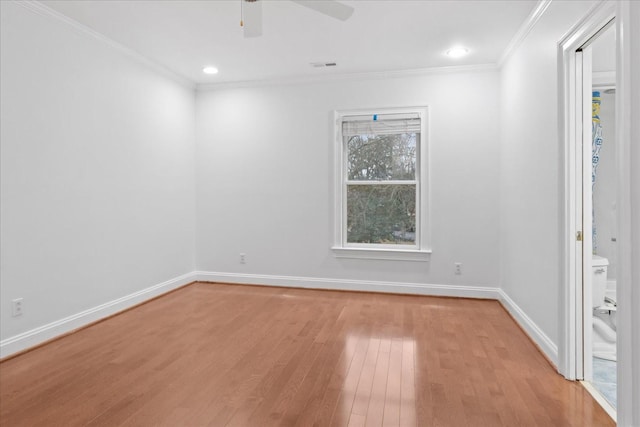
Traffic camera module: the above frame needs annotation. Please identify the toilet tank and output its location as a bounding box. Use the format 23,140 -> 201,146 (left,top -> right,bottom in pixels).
592,255 -> 609,308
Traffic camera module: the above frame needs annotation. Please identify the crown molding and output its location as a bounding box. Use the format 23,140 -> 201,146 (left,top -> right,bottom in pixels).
11,0 -> 550,92
13,1 -> 196,90
196,63 -> 498,91
497,0 -> 553,68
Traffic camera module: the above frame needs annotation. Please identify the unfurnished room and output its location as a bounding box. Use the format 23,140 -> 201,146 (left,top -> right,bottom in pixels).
1,0 -> 639,426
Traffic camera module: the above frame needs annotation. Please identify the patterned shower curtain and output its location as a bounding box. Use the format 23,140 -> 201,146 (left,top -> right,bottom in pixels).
592,91 -> 603,254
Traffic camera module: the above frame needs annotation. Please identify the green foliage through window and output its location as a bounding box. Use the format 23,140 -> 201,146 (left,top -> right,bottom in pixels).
347,134 -> 416,181
345,133 -> 418,245
347,184 -> 416,244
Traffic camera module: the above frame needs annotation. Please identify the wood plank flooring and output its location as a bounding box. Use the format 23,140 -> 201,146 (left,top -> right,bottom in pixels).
0,282 -> 614,426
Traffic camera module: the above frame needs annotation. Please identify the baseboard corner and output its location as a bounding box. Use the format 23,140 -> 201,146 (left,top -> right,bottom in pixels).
498,289 -> 559,368
0,271 -> 197,360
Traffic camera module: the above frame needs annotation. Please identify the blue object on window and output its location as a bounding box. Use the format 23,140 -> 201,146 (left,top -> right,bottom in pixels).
373,114 -> 378,121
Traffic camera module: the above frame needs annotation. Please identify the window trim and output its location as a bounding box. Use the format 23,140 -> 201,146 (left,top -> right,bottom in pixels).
332,106 -> 431,261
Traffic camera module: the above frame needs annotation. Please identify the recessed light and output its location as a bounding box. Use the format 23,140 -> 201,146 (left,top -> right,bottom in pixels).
445,47 -> 469,58
202,66 -> 219,75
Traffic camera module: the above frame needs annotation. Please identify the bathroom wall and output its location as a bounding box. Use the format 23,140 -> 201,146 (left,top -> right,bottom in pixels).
593,90 -> 617,280
0,2 -> 196,348
591,24 -> 617,282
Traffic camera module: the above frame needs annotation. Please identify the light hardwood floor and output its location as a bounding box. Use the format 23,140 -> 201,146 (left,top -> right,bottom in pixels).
0,282 -> 614,426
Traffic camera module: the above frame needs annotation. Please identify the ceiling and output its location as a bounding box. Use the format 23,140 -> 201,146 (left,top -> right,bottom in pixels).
43,0 -> 538,85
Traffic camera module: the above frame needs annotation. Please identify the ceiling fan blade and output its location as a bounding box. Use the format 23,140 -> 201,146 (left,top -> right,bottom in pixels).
290,0 -> 354,21
243,0 -> 263,38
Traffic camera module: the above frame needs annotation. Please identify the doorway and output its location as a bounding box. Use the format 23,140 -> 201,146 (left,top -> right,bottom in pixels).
558,1 -> 618,422
585,22 -> 618,411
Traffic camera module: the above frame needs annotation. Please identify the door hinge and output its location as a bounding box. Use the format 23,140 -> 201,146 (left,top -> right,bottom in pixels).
576,231 -> 583,241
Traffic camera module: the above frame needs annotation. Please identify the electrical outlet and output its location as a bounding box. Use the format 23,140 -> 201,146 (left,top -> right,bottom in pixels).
11,298 -> 23,317
454,262 -> 462,275
240,253 -> 246,264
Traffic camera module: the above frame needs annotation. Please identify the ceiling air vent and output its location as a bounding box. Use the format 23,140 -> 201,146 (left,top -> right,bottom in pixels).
310,62 -> 337,68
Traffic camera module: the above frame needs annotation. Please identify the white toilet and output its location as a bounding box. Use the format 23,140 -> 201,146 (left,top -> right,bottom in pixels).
592,255 -> 609,308
592,255 -> 617,361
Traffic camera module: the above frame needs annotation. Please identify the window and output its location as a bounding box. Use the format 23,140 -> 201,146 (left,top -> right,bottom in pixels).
332,107 -> 431,261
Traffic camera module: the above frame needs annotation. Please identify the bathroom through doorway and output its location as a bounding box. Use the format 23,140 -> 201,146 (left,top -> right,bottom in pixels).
559,3 -> 619,421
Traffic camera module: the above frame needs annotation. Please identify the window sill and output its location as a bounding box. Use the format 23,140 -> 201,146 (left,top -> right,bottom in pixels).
331,247 -> 431,262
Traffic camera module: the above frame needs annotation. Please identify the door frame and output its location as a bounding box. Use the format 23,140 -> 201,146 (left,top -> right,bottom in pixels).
558,1 -> 615,382
560,4 -> 640,424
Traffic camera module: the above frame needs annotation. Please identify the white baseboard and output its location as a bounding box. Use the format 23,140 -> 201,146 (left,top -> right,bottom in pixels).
1,270 -> 558,371
581,381 -> 617,422
498,289 -> 559,367
196,270 -> 501,300
0,272 -> 197,359
198,272 -> 559,366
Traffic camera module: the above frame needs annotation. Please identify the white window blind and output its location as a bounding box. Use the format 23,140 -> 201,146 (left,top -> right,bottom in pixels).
341,113 -> 421,136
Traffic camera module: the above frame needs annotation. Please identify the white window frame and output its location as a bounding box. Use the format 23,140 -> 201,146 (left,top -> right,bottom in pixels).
331,106 -> 431,261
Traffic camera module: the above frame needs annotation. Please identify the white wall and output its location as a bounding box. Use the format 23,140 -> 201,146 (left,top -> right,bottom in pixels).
617,2 -> 640,424
196,71 -> 500,290
0,2 -> 196,346
499,0 -> 597,348
628,12 -> 640,425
